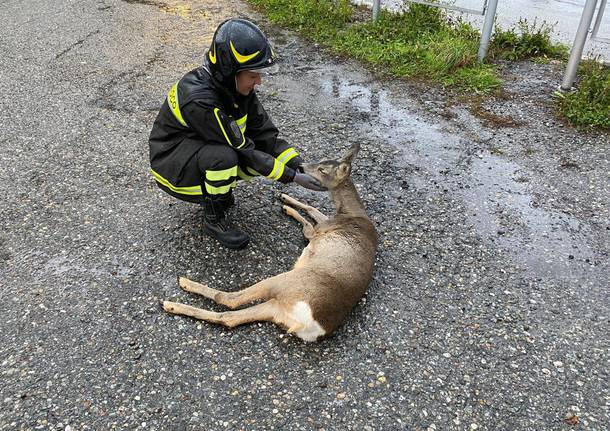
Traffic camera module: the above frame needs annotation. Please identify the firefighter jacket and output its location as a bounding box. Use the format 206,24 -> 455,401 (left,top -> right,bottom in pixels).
149,66 -> 303,202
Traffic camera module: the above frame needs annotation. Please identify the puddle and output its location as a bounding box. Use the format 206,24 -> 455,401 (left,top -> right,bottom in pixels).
318,74 -> 463,189
120,0 -> 207,20
278,65 -> 603,283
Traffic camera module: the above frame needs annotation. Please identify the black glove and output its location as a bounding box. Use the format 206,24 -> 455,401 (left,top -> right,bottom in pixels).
293,172 -> 327,191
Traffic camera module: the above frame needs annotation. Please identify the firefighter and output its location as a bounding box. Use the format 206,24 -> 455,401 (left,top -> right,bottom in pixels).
149,18 -> 325,250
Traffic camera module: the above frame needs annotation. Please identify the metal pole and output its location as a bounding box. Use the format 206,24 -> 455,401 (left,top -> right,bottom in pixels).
591,0 -> 607,40
408,0 -> 485,15
561,0 -> 599,90
373,0 -> 381,20
478,0 -> 499,62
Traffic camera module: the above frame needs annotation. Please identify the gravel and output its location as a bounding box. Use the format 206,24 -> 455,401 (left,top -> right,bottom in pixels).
0,0 -> 608,430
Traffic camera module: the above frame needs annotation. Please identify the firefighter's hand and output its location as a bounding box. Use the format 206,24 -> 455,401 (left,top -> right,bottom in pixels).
293,172 -> 327,191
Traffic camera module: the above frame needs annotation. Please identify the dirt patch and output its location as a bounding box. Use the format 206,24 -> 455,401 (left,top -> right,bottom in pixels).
469,97 -> 524,128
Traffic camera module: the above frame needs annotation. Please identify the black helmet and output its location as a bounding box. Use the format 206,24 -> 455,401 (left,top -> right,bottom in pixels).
205,18 -> 277,90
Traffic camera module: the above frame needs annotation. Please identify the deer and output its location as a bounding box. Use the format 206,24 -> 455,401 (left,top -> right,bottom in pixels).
162,143 -> 378,342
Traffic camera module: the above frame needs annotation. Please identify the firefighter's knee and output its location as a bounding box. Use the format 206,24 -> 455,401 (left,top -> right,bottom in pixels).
198,146 -> 239,196
198,145 -> 238,171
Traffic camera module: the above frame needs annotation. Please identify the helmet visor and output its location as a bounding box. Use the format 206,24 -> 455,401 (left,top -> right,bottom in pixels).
244,62 -> 280,76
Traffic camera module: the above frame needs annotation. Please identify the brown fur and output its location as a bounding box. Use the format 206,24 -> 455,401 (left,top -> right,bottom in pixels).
162,143 -> 378,341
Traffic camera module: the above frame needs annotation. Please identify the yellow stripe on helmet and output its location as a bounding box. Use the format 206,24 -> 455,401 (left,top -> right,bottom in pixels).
208,44 -> 217,64
230,40 -> 260,64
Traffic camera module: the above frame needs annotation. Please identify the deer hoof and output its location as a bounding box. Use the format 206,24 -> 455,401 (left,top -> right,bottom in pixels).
178,277 -> 190,289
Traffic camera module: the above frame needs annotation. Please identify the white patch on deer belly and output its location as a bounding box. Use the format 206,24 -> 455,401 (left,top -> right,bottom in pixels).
289,301 -> 326,342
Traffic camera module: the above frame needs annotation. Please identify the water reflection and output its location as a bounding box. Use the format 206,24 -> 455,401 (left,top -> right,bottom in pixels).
317,70 -> 600,281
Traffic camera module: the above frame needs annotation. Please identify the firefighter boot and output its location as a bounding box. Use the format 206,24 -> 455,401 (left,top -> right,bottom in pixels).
202,195 -> 249,250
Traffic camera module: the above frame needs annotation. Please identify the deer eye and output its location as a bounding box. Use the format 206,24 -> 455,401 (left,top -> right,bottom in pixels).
318,167 -> 327,175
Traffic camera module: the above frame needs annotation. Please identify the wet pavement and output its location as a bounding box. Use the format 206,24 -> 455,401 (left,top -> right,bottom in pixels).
1,0 -> 609,430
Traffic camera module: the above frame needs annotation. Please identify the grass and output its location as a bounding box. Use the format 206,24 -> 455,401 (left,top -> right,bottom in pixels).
555,61 -> 610,129
247,0 -> 608,129
490,19 -> 568,61
248,0 -> 502,92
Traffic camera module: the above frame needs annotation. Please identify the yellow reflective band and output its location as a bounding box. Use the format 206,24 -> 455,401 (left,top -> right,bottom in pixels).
167,82 -> 187,127
208,44 -> 217,64
230,40 -> 260,64
246,167 -> 262,177
205,181 -> 236,195
275,162 -> 286,180
151,170 -> 202,195
206,166 -> 238,182
236,114 -> 247,134
237,167 -> 254,181
277,147 -> 298,166
268,159 -> 285,181
213,108 -> 246,149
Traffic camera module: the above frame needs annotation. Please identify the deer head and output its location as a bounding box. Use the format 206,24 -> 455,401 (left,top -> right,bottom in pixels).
300,143 -> 361,191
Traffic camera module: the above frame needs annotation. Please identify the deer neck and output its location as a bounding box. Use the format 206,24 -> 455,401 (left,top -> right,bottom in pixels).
330,179 -> 367,217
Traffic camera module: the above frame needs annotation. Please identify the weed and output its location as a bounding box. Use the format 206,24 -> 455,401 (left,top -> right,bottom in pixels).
555,61 -> 610,129
248,0 -> 606,128
249,1 -> 502,92
491,19 -> 568,60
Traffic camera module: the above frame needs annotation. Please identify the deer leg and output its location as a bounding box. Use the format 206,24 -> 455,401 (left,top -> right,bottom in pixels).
280,193 -> 328,223
179,274 -> 284,309
163,298 -> 290,329
282,205 -> 315,239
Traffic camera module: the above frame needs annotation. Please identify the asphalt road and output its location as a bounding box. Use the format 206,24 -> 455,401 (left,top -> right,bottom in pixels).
1,0 -> 608,430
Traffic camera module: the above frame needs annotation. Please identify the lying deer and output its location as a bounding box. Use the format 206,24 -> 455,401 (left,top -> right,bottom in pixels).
162,143 -> 378,342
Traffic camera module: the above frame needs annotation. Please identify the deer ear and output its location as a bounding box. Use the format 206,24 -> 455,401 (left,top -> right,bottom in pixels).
340,143 -> 361,165
336,162 -> 351,180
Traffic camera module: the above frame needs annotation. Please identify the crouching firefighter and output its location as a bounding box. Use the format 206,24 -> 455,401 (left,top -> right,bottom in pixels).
149,18 -> 325,250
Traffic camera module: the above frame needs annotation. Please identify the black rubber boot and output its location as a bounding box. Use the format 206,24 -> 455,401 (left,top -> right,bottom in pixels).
226,192 -> 235,209
202,195 -> 249,250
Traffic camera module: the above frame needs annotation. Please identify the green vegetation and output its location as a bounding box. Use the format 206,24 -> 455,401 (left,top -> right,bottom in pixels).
249,0 -> 500,92
555,61 -> 610,129
490,19 -> 568,61
248,0 -> 608,128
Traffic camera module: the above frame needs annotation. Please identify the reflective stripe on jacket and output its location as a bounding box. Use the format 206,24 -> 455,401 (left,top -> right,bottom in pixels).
149,67 -> 303,201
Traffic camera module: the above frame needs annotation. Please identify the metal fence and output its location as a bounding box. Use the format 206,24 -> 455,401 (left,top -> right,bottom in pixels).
561,0 -> 609,90
591,0 -> 609,43
371,0 -> 499,62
